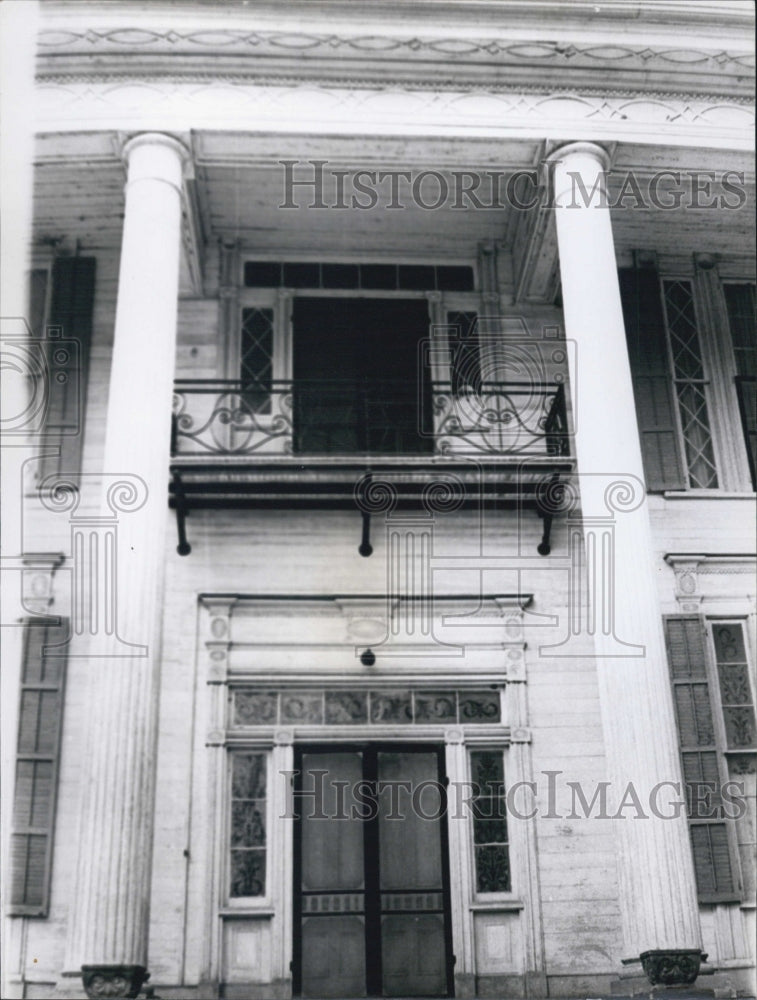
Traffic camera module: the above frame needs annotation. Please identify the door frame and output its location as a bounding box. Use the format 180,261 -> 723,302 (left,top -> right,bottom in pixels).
291,742 -> 455,998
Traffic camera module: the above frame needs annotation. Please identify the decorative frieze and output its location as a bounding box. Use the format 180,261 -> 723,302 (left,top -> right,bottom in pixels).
34,25 -> 754,84
231,687 -> 503,728
34,80 -> 753,149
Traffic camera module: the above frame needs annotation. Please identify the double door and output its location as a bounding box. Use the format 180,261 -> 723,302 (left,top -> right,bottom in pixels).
293,745 -> 454,998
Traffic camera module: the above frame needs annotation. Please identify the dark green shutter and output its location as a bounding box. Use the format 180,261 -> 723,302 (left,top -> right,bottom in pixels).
663,616 -> 739,902
10,621 -> 68,916
43,257 -> 96,477
619,263 -> 686,491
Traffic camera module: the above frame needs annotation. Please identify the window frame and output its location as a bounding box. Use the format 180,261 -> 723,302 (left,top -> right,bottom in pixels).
228,269 -> 482,455
665,614 -> 756,905
224,747 -> 274,910
720,279 -> 757,492
658,273 -> 722,491
466,745 -> 515,904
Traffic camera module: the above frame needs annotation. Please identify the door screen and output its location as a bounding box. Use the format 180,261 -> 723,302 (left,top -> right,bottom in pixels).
294,746 -> 452,998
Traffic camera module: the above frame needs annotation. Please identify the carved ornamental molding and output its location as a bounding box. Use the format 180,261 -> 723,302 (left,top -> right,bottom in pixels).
34,78 -> 754,150
35,28 -> 754,82
664,553 -> 756,610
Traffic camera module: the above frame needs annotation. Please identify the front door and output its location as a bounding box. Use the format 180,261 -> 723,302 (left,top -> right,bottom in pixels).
293,745 -> 453,998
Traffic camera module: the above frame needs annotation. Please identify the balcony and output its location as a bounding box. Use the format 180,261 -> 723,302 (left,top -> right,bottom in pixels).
169,378 -> 572,555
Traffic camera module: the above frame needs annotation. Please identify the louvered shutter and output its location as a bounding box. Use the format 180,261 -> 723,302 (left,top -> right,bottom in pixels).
42,257 -> 96,478
664,616 -> 739,902
10,621 -> 68,915
619,264 -> 686,491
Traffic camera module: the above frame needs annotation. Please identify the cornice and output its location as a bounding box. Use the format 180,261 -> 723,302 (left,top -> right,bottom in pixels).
35,29 -> 754,100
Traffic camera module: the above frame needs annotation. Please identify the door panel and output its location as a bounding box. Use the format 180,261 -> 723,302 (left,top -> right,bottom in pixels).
295,745 -> 452,998
302,915 -> 367,999
381,914 -> 447,997
301,752 -> 364,893
378,751 -> 443,890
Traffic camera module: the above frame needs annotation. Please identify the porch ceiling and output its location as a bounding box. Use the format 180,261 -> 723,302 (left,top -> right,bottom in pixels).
31,130 -> 755,293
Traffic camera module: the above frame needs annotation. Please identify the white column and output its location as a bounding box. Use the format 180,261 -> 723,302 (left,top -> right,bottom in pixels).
65,133 -> 187,999
550,144 -> 703,976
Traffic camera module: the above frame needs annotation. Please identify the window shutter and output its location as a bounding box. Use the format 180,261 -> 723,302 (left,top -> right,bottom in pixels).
663,616 -> 739,902
619,264 -> 686,491
10,621 -> 68,916
42,257 -> 96,478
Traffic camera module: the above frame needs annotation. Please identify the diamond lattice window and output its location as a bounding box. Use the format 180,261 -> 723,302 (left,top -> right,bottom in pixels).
663,281 -> 719,488
240,307 -> 274,415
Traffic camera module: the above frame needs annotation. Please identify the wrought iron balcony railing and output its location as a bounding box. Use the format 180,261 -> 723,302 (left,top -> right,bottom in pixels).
171,378 -> 569,460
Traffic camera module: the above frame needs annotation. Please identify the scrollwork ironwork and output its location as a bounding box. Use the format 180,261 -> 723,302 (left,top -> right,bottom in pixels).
172,379 -> 569,458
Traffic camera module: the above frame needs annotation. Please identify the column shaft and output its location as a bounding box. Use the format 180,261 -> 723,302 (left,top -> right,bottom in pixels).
65,133 -> 187,999
551,145 -> 702,965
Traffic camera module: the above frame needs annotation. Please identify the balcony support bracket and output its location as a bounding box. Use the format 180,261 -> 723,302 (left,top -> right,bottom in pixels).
359,511 -> 373,557
536,470 -> 564,556
537,511 -> 553,556
172,470 -> 192,556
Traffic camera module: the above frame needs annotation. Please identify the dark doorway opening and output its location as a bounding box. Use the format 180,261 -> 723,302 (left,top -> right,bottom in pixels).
292,298 -> 433,454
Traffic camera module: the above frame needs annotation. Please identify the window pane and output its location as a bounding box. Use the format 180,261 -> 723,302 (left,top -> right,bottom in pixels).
283,262 -> 320,288
663,280 -> 718,488
231,801 -> 266,847
437,265 -> 475,291
712,622 -> 756,750
724,283 -> 757,377
230,753 -> 267,897
232,754 -> 267,800
230,849 -> 266,897
474,845 -> 510,893
470,751 -> 510,894
244,261 -> 281,287
240,307 -> 274,415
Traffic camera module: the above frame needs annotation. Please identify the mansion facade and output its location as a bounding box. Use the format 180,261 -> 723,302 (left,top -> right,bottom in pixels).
1,2 -> 755,999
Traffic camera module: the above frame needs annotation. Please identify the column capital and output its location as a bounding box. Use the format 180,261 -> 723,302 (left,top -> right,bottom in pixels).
546,140 -> 612,172
547,142 -> 613,210
118,131 -> 192,192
